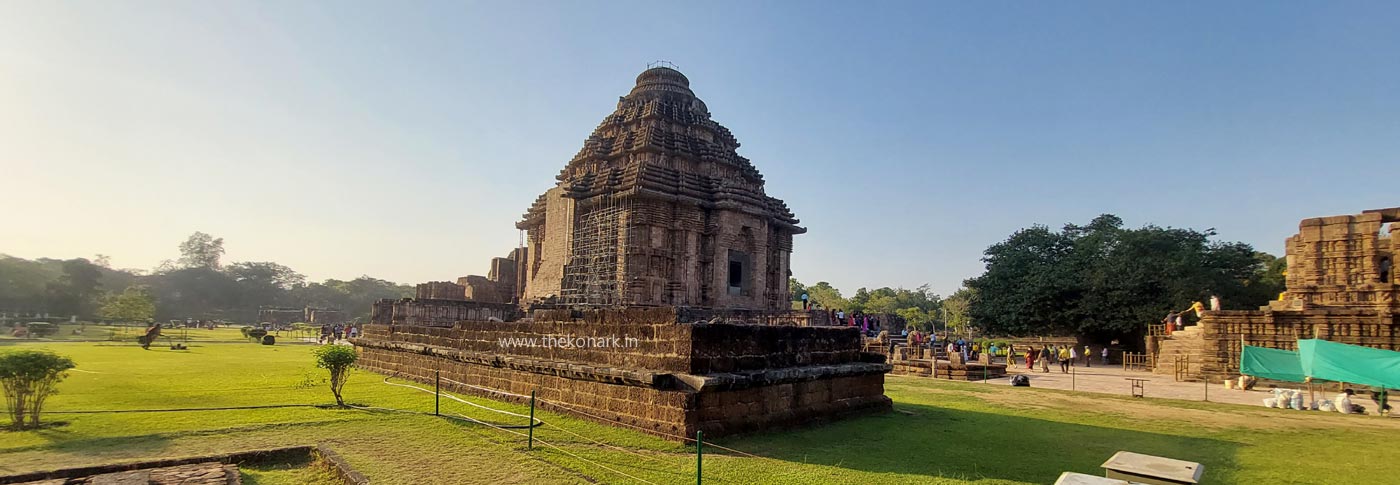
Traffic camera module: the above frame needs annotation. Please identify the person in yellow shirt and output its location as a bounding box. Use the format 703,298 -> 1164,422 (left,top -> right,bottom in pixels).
1058,346 -> 1071,373
1190,301 -> 1206,318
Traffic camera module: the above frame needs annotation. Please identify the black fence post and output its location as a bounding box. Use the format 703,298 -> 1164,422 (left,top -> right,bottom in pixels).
528,390 -> 536,450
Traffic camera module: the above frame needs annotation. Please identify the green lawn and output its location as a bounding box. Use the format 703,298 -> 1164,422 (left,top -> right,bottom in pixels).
1,324 -> 312,343
1,340 -> 1396,484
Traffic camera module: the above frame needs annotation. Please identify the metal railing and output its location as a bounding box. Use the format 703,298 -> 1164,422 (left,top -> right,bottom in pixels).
1122,352 -> 1153,372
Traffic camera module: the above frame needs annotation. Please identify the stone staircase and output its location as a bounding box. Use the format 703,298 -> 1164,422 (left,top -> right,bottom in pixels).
1152,325 -> 1206,381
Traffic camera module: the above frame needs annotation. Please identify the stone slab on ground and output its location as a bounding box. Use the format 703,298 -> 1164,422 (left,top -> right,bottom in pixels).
19,463 -> 239,485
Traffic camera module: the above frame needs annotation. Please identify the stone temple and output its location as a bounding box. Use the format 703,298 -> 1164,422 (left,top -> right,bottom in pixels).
1153,207 -> 1398,381
514,66 -> 804,310
354,66 -> 890,439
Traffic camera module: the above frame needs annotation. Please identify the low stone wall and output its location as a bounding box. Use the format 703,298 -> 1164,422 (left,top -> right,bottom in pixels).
352,308 -> 891,439
889,354 -> 1008,381
370,298 -> 520,326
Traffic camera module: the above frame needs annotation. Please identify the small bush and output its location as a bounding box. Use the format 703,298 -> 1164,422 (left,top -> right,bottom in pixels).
0,350 -> 76,429
313,345 -> 358,407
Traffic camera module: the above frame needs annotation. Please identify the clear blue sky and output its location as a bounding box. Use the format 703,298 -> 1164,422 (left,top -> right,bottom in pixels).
3,1 -> 1397,296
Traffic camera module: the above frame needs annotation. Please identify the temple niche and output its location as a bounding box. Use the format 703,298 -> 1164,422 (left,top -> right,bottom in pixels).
514,66 -> 804,311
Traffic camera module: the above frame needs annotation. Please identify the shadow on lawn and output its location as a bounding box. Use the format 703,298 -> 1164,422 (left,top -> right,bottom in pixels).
721,402 -> 1240,484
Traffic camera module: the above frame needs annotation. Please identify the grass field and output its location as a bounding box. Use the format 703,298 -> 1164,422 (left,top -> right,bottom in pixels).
2,340 -> 1397,484
1,324 -> 310,343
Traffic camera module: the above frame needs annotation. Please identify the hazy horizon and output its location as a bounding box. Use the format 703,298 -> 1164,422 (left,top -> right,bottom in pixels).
4,1 -> 1398,295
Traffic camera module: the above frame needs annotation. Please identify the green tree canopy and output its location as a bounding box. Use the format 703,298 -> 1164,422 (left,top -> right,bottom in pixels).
965,214 -> 1284,342
99,286 -> 157,323
177,231 -> 225,270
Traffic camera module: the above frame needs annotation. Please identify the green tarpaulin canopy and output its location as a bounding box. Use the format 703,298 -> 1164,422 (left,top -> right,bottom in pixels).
1297,339 -> 1400,390
1240,346 -> 1307,383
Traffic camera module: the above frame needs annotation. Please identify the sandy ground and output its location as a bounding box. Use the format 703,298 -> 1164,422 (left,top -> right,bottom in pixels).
948,357 -> 1320,407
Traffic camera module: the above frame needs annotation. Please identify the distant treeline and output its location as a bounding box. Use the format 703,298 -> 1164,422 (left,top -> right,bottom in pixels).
0,232 -> 412,323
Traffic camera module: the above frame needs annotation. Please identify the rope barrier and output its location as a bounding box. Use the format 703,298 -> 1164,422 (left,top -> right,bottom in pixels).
535,397 -> 767,459
367,378 -> 663,484
438,375 -> 533,400
381,377 -> 539,424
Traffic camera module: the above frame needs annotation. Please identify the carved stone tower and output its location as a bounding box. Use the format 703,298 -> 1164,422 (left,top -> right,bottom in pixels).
516,66 -> 804,310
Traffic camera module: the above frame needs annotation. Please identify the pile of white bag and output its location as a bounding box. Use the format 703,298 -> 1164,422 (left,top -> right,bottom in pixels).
1262,388 -> 1310,410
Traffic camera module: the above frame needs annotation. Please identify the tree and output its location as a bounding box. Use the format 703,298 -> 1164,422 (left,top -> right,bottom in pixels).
313,345 -> 358,406
942,287 -> 975,331
177,232 -> 225,270
100,286 -> 157,323
0,350 -> 75,429
228,261 -> 305,310
45,258 -> 104,319
789,278 -> 807,302
965,214 -> 1279,343
805,281 -> 849,310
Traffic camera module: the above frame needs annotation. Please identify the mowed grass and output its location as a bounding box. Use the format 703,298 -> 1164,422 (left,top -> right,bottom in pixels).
1,341 -> 1398,484
1,324 -> 263,342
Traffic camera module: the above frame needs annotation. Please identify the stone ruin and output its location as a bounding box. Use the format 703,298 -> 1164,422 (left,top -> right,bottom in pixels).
1154,207 -> 1399,381
353,66 -> 891,439
355,307 -> 891,439
257,306 -> 346,326
427,66 -> 805,311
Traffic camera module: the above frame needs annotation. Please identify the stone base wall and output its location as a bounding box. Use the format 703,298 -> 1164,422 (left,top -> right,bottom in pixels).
370,298 -> 521,326
889,358 -> 1007,381
356,346 -> 694,436
1194,308 -> 1399,380
352,308 -> 891,439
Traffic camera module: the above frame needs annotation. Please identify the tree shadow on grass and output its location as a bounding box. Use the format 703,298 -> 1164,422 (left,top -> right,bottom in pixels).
720,402 -> 1240,484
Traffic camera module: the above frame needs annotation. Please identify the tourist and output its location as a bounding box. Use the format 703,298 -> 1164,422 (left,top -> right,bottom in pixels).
1334,389 -> 1364,414
319,324 -> 331,344
1210,295 -> 1221,312
1068,345 -> 1078,367
1005,344 -> 1016,366
1083,345 -> 1092,367
1163,312 -> 1177,335
1058,346 -> 1071,373
1101,347 -> 1109,365
836,309 -> 845,322
1038,346 -> 1051,372
1370,387 -> 1390,415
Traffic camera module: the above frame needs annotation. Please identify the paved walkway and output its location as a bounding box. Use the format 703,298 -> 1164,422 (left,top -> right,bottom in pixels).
955,358 -> 1280,406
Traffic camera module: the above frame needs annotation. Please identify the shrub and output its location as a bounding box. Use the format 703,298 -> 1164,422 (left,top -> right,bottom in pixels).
313,345 -> 358,407
0,350 -> 76,429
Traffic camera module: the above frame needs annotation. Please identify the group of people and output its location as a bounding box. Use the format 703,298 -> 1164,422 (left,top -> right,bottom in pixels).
1013,344 -> 1108,373
1163,295 -> 1222,334
318,323 -> 358,343
827,309 -> 886,337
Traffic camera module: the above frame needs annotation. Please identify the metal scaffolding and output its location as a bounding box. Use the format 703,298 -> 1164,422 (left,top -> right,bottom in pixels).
560,194 -> 629,306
